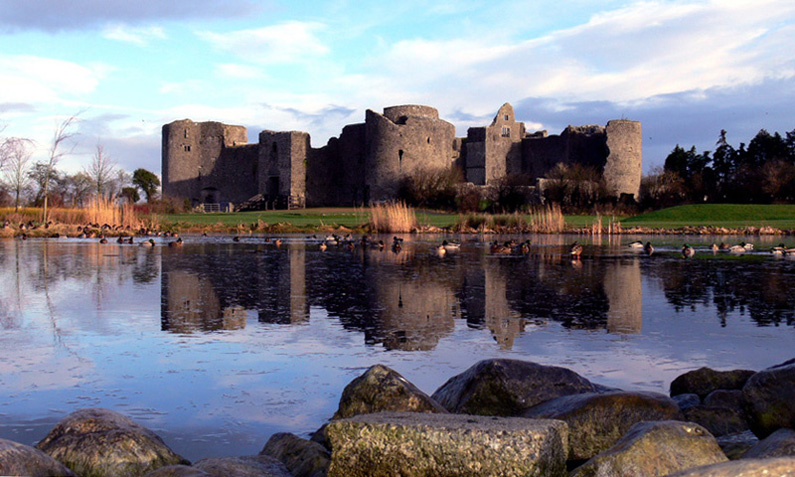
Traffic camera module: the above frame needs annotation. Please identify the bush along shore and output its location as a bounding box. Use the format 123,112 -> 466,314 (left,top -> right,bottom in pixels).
3,358 -> 795,476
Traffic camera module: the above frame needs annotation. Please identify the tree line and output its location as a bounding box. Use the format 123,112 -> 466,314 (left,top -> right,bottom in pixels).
643,128 -> 795,208
0,115 -> 160,213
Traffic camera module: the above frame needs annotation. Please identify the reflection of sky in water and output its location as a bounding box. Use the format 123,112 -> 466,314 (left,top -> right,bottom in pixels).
0,237 -> 792,461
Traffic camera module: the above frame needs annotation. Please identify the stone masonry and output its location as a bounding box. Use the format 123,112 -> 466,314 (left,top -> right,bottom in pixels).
162,103 -> 642,208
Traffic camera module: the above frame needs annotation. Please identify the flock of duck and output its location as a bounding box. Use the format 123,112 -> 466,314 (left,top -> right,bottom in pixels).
17,223 -> 795,260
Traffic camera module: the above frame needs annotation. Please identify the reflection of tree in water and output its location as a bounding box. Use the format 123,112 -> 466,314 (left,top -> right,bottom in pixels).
645,258 -> 795,327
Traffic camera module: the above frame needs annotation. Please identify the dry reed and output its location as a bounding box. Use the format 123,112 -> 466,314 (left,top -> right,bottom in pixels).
369,201 -> 418,233
528,204 -> 565,233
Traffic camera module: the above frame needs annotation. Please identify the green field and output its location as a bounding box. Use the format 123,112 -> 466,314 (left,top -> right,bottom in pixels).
159,204 -> 795,232
621,204 -> 795,229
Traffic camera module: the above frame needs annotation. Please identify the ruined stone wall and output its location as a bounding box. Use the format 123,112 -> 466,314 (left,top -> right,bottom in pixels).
258,131 -> 308,209
603,120 -> 642,199
521,132 -> 566,180
465,103 -> 525,185
162,119 -> 254,205
364,108 -> 456,202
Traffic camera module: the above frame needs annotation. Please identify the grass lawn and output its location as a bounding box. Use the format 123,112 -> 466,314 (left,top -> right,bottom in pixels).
621,204 -> 795,229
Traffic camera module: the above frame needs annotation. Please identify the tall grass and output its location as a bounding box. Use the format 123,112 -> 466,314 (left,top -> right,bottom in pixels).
369,201 -> 418,233
0,198 -> 157,232
528,204 -> 565,233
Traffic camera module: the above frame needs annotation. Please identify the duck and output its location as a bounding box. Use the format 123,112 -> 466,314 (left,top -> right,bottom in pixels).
741,242 -> 754,251
644,242 -> 654,255
515,240 -> 531,256
319,242 -> 328,252
370,240 -> 385,251
442,240 -> 461,252
125,236 -> 134,244
232,236 -> 241,242
728,244 -> 746,254
99,236 -> 108,244
628,240 -> 644,250
719,242 -> 730,250
168,237 -> 184,248
490,241 -> 512,254
681,244 -> 695,258
434,244 -> 447,257
116,236 -> 124,244
569,242 -> 583,259
274,238 -> 283,248
710,243 -> 719,252
140,238 -> 155,247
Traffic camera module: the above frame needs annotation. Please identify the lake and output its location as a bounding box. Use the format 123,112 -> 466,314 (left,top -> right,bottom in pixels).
0,234 -> 792,461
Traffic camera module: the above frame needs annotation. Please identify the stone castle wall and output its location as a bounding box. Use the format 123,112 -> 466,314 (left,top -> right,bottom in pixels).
161,103 -> 642,207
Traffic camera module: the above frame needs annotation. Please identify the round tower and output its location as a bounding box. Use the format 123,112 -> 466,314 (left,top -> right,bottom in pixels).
603,120 -> 642,199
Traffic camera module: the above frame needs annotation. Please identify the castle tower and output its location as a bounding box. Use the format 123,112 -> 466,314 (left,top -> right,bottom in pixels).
603,120 -> 642,199
464,103 -> 526,185
364,105 -> 457,202
258,131 -> 308,209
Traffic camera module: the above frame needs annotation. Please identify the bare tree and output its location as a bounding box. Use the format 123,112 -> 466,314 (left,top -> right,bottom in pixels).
42,113 -> 81,222
85,142 -> 117,200
1,137 -> 34,211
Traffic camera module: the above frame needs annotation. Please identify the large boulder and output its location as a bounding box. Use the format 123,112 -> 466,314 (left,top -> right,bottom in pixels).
325,412 -> 569,476
666,457 -> 795,476
743,428 -> 795,459
0,438 -> 76,477
715,431 -> 759,460
332,364 -> 447,419
522,391 -> 682,461
683,405 -> 748,437
670,367 -> 755,399
570,421 -> 727,477
145,465 -> 211,476
36,408 -> 188,477
431,359 -> 604,416
192,455 -> 291,476
743,359 -> 795,438
260,432 -> 330,477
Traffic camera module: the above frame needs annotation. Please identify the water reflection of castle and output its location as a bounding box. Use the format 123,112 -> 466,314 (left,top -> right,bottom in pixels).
160,243 -> 643,347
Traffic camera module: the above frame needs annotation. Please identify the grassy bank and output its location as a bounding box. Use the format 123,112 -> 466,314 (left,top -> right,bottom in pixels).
621,204 -> 795,230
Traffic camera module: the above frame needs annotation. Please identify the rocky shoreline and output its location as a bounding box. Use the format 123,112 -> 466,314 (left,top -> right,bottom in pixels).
2,358 -> 795,476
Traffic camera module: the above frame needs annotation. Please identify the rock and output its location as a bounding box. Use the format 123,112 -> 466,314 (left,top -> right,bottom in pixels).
260,432 -> 330,477
670,367 -> 755,399
683,405 -> 748,437
332,364 -> 447,419
743,428 -> 795,458
0,438 -> 76,477
570,421 -> 727,477
36,408 -> 189,477
193,455 -> 291,476
704,389 -> 744,410
743,359 -> 795,438
431,359 -> 603,416
715,430 -> 759,460
325,411 -> 569,476
522,391 -> 682,461
666,457 -> 795,476
145,465 -> 211,476
673,393 -> 701,411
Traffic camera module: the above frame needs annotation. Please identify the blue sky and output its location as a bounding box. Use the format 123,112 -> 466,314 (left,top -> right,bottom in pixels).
1,0 -> 794,177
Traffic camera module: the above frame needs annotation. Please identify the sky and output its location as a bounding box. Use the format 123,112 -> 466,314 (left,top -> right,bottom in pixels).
1,0 -> 794,177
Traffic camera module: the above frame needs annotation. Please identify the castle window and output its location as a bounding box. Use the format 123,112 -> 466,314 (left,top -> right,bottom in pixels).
501,127 -> 510,137
184,129 -> 189,138
504,114 -> 509,121
184,145 -> 191,152
427,137 -> 431,144
398,149 -> 404,171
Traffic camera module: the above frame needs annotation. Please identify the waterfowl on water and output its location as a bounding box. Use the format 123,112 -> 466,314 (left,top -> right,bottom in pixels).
569,242 -> 583,258
442,240 -> 461,252
719,242 -> 730,250
644,242 -> 654,255
99,237 -> 108,244
392,236 -> 403,253
233,236 -> 241,242
116,236 -> 124,244
168,237 -> 183,248
140,238 -> 155,247
682,244 -> 695,258
434,244 -> 447,257
515,240 -> 531,256
274,238 -> 283,248
742,242 -> 754,251
711,243 -> 719,252
728,244 -> 746,254
628,240 -> 644,250
319,242 -> 328,252
490,241 -> 512,254
771,243 -> 786,256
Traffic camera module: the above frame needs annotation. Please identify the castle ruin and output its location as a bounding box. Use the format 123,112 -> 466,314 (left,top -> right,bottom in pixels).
162,103 -> 641,208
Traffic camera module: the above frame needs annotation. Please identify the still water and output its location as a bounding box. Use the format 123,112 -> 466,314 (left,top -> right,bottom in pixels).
0,234 -> 793,460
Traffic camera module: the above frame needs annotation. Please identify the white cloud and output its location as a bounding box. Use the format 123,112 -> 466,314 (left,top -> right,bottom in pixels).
198,21 -> 330,64
0,55 -> 104,104
215,63 -> 267,80
102,24 -> 167,46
